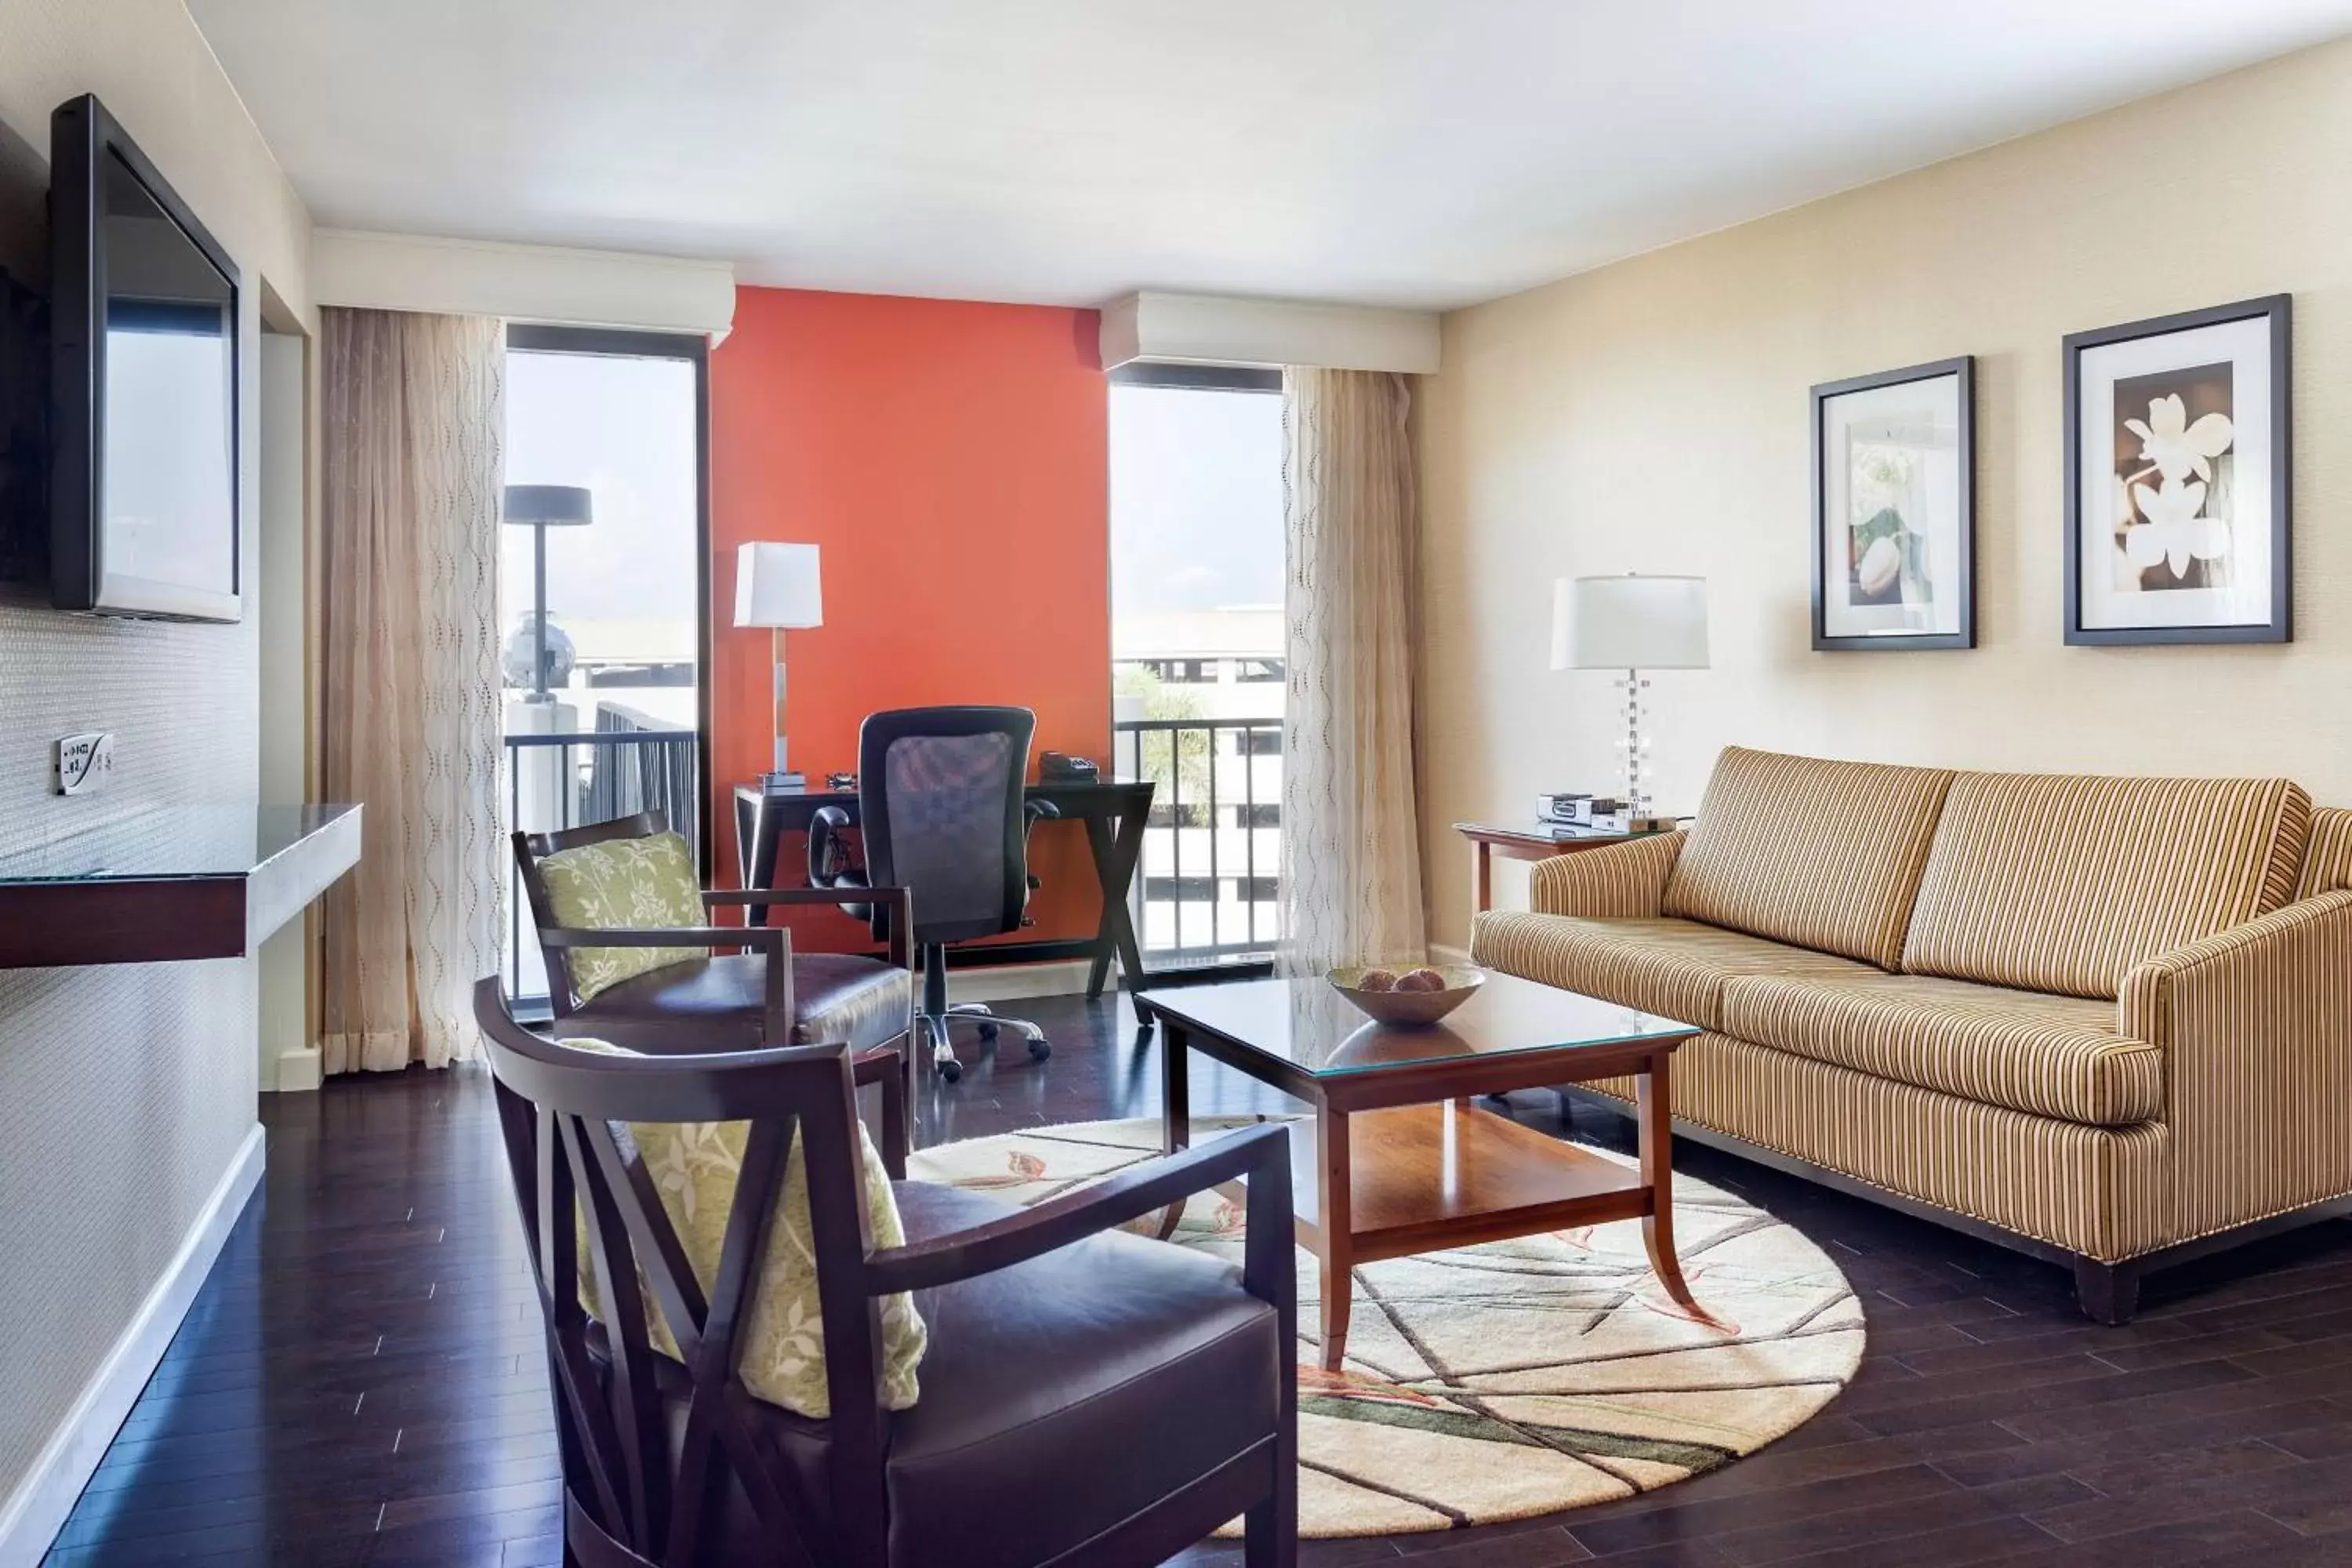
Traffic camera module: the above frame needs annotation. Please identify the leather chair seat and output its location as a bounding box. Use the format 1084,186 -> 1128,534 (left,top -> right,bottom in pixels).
610,1181 -> 1283,1568
567,952 -> 910,1054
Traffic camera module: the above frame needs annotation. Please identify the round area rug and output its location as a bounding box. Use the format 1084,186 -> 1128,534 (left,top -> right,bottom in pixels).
908,1116 -> 1864,1539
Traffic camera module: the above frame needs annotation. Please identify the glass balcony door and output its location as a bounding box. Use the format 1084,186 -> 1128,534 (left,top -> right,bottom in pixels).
1109,365 -> 1287,975
499,326 -> 710,1005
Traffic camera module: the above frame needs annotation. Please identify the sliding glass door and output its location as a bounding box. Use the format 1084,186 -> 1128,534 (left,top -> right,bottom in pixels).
1108,364 -> 1286,975
499,325 -> 710,1004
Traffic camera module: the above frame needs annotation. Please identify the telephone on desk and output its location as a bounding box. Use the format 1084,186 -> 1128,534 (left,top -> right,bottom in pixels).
1039,752 -> 1098,783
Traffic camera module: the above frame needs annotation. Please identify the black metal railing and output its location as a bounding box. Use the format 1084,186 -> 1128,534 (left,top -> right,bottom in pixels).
1112,717 -> 1283,969
502,717 -> 699,1004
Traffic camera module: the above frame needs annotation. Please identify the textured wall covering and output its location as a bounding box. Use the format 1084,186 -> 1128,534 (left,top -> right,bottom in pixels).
1417,37 -> 2352,951
0,0 -> 313,1522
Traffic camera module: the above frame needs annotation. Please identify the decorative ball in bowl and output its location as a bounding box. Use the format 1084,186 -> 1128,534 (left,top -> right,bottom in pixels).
1327,964 -> 1486,1026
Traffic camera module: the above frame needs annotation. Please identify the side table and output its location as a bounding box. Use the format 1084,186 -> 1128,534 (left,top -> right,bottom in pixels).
1454,822 -> 1672,914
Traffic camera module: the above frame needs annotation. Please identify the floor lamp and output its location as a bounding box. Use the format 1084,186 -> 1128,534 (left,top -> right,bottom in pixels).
734,542 -> 823,790
1551,573 -> 1710,818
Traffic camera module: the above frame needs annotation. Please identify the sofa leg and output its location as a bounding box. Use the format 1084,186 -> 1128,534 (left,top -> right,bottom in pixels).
2074,1257 -> 2141,1325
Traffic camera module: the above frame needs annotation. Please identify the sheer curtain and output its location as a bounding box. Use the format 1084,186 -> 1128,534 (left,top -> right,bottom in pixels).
318,308 -> 506,1073
1278,368 -> 1427,976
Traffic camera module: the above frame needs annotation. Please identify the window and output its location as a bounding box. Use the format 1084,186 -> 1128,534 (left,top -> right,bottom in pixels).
1236,877 -> 1281,903
500,326 -> 709,1006
1110,366 -> 1286,972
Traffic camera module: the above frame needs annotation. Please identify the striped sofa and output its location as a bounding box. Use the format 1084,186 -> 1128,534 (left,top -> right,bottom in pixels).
1472,747 -> 2352,1323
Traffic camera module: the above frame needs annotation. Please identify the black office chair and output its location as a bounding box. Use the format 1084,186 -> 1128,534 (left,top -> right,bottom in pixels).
809,706 -> 1059,1083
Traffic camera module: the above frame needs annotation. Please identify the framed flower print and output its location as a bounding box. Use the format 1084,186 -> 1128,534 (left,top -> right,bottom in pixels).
2064,296 -> 2291,645
1811,356 -> 1974,651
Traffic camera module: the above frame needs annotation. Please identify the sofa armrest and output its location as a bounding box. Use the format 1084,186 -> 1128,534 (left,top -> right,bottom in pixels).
1526,830 -> 1686,917
2118,889 -> 2352,1236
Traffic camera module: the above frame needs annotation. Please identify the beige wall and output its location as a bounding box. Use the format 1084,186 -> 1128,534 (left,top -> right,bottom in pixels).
1417,36 -> 2352,950
0,0 -> 312,1537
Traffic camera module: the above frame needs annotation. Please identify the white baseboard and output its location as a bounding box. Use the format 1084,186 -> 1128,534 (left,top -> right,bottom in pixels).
268,1047 -> 323,1094
0,1123 -> 266,1568
946,958 -> 1109,1004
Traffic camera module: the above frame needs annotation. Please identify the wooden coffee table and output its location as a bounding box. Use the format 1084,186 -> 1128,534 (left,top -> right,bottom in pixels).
1139,972 -> 1704,1370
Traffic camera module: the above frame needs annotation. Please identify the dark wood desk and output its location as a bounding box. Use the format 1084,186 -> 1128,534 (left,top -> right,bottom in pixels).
733,779 -> 1155,1000
0,803 -> 362,969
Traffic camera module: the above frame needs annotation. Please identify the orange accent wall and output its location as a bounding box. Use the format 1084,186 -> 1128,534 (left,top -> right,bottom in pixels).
710,286 -> 1110,953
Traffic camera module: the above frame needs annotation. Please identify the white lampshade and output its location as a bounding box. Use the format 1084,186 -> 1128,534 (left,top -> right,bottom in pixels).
733,542 -> 823,630
1551,575 -> 1709,670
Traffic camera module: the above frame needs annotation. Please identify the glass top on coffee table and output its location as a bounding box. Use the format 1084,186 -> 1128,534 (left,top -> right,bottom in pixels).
1136,971 -> 1693,1077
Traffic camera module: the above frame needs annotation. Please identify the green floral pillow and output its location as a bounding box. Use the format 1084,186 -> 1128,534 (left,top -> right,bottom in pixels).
564,1037 -> 927,1418
537,831 -> 706,1001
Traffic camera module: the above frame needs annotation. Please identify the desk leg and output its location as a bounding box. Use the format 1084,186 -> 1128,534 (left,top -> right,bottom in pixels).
743,794 -> 781,927
1638,1051 -> 1705,1319
1156,1016 -> 1189,1240
1316,1108 -> 1353,1371
1472,839 -> 1493,915
1083,808 -> 1150,1002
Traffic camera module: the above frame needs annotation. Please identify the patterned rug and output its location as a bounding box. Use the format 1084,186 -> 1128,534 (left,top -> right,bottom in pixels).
908,1116 -> 1864,1538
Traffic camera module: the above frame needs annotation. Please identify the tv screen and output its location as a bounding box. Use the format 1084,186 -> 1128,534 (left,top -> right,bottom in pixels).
51,94 -> 241,621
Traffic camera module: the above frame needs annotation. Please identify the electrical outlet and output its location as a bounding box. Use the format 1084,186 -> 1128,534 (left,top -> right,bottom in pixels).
54,732 -> 113,794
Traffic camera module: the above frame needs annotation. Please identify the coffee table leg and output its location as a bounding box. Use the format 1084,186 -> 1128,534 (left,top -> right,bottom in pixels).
1156,1017 -> 1189,1240
1316,1109 -> 1353,1371
1638,1051 -> 1703,1316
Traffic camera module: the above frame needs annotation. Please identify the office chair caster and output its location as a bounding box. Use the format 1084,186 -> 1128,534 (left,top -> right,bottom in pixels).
927,1018 -> 964,1083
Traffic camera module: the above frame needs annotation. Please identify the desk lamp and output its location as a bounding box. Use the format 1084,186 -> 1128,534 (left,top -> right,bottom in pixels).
734,542 -> 823,790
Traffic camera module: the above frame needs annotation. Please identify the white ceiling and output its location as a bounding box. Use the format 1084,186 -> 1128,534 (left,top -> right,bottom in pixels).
190,0 -> 2352,311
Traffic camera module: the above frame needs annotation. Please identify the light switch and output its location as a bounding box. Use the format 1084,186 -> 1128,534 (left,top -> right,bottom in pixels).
54,732 -> 114,794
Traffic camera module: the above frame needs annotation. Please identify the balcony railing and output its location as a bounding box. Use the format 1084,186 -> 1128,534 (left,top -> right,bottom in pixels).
502,713 -> 699,1004
1112,717 -> 1283,969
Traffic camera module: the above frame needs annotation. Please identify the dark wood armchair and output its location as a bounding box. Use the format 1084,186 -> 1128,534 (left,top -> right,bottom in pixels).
515,811 -> 917,1171
475,978 -> 1298,1568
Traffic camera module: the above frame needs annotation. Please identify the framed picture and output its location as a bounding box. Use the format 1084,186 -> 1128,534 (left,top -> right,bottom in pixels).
2064,295 -> 2291,645
1811,356 -> 1974,652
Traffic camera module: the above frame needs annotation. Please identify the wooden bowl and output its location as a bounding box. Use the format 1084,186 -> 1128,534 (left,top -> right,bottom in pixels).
1326,964 -> 1486,1026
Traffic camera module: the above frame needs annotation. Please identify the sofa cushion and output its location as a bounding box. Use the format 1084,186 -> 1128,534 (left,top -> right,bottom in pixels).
1661,748 -> 1955,969
1570,1033 -> 2172,1261
1901,773 -> 2313,999
1471,912 -> 1874,1032
2299,807 -> 2352,899
1722,973 -> 2159,1127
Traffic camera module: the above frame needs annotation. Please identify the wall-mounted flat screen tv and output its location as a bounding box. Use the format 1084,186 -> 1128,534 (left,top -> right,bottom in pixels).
50,93 -> 241,622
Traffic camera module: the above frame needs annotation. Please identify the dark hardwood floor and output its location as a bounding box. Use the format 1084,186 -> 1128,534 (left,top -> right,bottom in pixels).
44,990 -> 2352,1566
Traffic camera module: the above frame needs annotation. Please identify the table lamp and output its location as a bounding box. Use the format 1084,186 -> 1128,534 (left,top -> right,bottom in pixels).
1551,573 -> 1709,818
503,485 -> 593,702
734,542 -> 823,789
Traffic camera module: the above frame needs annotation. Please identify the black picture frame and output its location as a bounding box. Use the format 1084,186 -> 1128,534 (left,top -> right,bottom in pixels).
1810,355 -> 1975,652
2063,295 -> 2291,647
